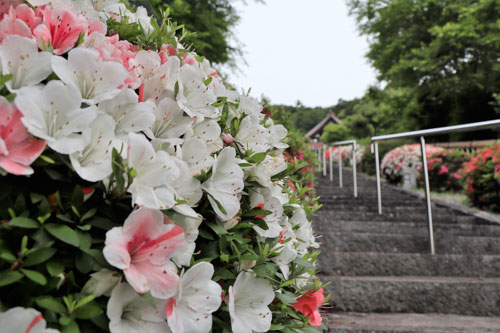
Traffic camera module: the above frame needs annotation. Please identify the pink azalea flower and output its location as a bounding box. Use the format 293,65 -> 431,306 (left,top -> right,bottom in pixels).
222,132 -> 234,145
33,6 -> 87,55
103,207 -> 187,299
292,288 -> 324,326
438,165 -> 449,175
0,4 -> 40,42
0,98 -> 45,175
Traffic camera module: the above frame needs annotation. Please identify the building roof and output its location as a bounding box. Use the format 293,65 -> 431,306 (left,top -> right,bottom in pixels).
305,111 -> 342,138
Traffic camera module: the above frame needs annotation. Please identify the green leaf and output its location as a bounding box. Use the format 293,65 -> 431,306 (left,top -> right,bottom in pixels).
0,73 -> 13,86
213,267 -> 235,281
61,319 -> 80,333
8,217 -> 39,229
45,223 -> 80,247
23,248 -> 57,267
0,251 -> 16,263
0,271 -> 23,287
240,253 -> 259,260
46,261 -> 64,277
80,208 -> 97,222
243,209 -> 272,217
36,296 -> 66,313
198,228 -> 215,240
75,295 -> 96,310
21,268 -> 47,285
39,155 -> 55,164
276,290 -> 297,305
206,222 -> 228,236
75,252 -> 94,274
248,152 -> 267,163
206,193 -> 227,215
73,303 -> 103,319
279,279 -> 297,288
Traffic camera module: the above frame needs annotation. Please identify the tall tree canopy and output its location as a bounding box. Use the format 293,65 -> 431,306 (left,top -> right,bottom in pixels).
348,0 -> 500,134
144,0 -> 241,66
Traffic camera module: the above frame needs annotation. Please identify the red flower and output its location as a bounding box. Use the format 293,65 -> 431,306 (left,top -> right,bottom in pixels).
292,288 -> 324,326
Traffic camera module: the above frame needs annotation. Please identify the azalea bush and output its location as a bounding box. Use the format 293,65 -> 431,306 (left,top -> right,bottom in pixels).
0,1 -> 326,333
360,139 -> 409,176
381,144 -> 443,184
460,145 -> 500,212
266,105 -> 320,200
417,149 -> 469,192
327,145 -> 364,167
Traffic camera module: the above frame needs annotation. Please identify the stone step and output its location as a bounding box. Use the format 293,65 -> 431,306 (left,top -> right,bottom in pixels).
324,312 -> 500,332
313,220 -> 500,236
318,252 -> 500,277
320,275 -> 500,316
315,212 -> 476,224
322,232 -> 500,254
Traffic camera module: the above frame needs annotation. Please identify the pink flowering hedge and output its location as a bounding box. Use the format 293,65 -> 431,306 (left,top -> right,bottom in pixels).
417,149 -> 469,192
0,1 -> 326,333
459,145 -> 500,212
381,144 -> 444,184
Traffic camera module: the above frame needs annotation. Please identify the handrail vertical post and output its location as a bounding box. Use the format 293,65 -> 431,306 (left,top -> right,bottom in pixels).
338,148 -> 343,188
322,144 -> 327,176
329,146 -> 333,181
420,136 -> 435,255
374,142 -> 382,215
353,141 -> 358,197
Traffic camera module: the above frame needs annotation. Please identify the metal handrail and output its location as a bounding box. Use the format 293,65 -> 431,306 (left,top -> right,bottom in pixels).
370,118 -> 500,255
329,140 -> 358,197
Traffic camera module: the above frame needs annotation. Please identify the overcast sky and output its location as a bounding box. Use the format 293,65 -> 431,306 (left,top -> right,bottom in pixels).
223,0 -> 378,108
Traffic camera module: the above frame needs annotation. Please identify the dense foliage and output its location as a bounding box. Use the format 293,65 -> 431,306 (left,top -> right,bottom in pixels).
460,145 -> 500,212
0,1 -> 326,332
148,0 -> 241,66
348,0 -> 500,136
417,149 -> 469,192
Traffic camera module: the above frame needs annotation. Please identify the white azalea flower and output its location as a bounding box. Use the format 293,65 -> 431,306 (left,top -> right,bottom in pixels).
15,81 -> 97,154
107,283 -> 169,333
289,207 -> 308,226
82,268 -> 121,297
98,89 -> 155,139
190,120 -> 223,154
179,137 -> 214,176
250,155 -> 288,188
271,218 -> 298,279
266,118 -> 288,149
201,147 -> 244,221
235,115 -> 271,153
170,156 -> 203,205
127,132 -> 180,210
0,307 -> 59,333
0,36 -> 52,92
142,57 -> 180,102
177,64 -> 218,121
270,181 -> 289,205
166,207 -> 203,267
69,113 -> 121,182
126,6 -> 154,37
228,271 -> 274,333
238,94 -> 263,117
164,262 -> 222,333
145,96 -> 193,141
250,188 -> 283,238
52,47 -> 128,104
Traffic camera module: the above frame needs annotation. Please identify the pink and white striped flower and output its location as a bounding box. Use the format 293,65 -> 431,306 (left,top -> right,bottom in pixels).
103,207 -> 187,299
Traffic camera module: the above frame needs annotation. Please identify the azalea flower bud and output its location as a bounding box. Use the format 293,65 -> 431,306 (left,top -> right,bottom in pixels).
238,259 -> 257,271
222,132 -> 234,145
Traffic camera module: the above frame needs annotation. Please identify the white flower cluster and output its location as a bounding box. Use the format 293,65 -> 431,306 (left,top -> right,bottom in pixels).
0,1 -> 323,332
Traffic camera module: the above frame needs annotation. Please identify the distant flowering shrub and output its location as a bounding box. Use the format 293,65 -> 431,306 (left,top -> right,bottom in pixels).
417,149 -> 469,192
326,145 -> 364,166
0,1 -> 326,332
381,144 -> 444,184
460,145 -> 500,212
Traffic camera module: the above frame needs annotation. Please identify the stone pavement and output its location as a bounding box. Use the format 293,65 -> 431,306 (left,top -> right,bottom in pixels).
314,167 -> 500,332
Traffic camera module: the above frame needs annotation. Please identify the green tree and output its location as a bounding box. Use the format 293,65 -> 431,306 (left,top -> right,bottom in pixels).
348,0 -> 500,137
320,123 -> 350,143
146,0 -> 241,66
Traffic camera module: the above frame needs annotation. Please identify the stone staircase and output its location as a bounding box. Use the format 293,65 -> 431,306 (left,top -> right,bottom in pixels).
315,168 -> 500,332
